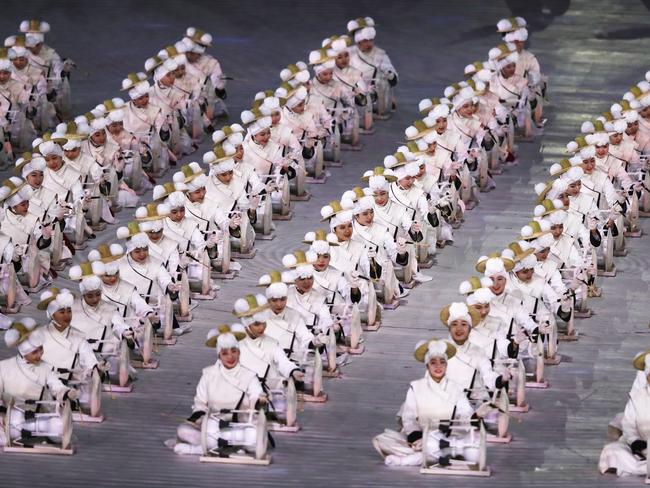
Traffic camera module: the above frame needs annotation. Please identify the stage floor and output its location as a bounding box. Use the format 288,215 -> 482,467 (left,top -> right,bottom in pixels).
0,0 -> 649,486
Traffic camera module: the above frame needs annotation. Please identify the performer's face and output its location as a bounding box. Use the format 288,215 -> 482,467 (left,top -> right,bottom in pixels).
26,170 -> 44,189
356,208 -> 374,226
449,319 -> 471,344
473,302 -> 490,319
314,253 -> 330,271
534,247 -> 550,262
335,51 -> 349,69
334,222 -> 353,241
551,224 -> 564,239
23,345 -> 44,364
489,275 -> 506,295
219,347 -> 240,369
52,308 -> 72,329
373,190 -> 388,206
83,289 -> 103,307
427,357 -> 447,382
268,297 -> 287,314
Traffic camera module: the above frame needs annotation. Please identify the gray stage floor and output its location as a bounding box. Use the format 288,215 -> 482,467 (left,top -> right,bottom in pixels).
0,1 -> 649,486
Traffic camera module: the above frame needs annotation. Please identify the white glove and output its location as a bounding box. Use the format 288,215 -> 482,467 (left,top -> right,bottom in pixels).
539,321 -> 552,335
167,283 -> 181,294
257,393 -> 268,406
560,300 -> 571,313
56,204 -> 67,220
179,254 -> 190,268
291,370 -> 306,382
500,368 -> 512,383
514,327 -> 527,345
265,181 -> 277,193
396,237 -> 408,254
13,243 -> 24,258
248,195 -> 260,210
475,402 -> 493,417
122,328 -> 135,339
207,231 -> 221,246
410,221 -> 422,234
367,247 -> 377,259
312,333 -> 327,347
82,190 -> 92,203
229,214 -> 242,229
587,215 -> 598,231
66,388 -> 80,401
346,271 -> 361,289
41,225 -> 53,239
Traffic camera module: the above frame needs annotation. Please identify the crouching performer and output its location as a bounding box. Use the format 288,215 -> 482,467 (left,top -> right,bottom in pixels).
233,293 -> 305,432
599,349 -> 650,480
372,338 -> 492,476
0,318 -> 77,453
37,288 -> 104,422
166,324 -> 272,464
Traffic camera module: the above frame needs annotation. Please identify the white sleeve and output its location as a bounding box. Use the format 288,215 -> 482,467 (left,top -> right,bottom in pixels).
46,368 -> 70,401
455,395 -> 474,421
190,227 -> 206,251
156,265 -> 173,293
191,370 -> 210,413
273,344 -> 299,379
400,386 -> 420,434
478,356 -> 499,390
78,339 -> 99,371
131,290 -> 154,318
382,235 -> 398,262
621,395 -> 641,443
294,320 -> 315,353
245,376 -> 263,408
316,304 -> 333,333
111,311 -> 131,339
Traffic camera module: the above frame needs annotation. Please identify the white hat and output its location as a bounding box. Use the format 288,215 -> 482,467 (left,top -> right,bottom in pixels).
286,85 -> 308,109
41,288 -> 74,318
546,179 -> 567,200
531,233 -> 554,252
0,58 -> 11,71
39,140 -> 63,157
184,173 -> 205,192
154,58 -> 178,81
368,175 -> 389,191
5,318 -> 41,356
446,302 -> 472,326
513,252 -> 537,272
89,117 -> 107,134
126,232 -> 149,253
128,81 -> 150,100
467,287 -> 495,306
420,339 -> 453,362
353,195 -> 375,215
394,161 -> 420,179
3,178 -> 32,208
211,158 -> 235,175
452,87 -> 477,110
563,166 -> 584,183
484,257 -> 508,278
354,27 -> 376,43
504,27 -> 528,42
79,275 -> 102,294
166,191 -> 186,209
